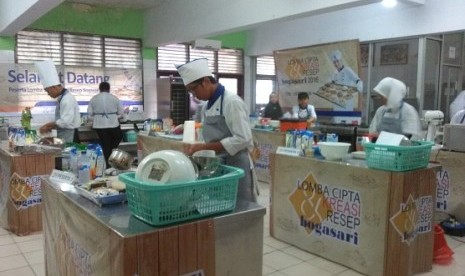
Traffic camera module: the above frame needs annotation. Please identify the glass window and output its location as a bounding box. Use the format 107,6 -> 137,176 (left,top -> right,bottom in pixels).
156,44 -> 244,97
218,77 -> 238,94
16,30 -> 142,69
255,56 -> 276,116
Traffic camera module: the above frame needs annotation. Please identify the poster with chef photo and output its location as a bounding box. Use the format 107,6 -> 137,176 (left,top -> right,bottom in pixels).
0,63 -> 143,113
274,39 -> 362,121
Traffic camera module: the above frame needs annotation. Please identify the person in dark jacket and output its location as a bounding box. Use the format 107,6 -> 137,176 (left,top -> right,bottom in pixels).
263,92 -> 283,120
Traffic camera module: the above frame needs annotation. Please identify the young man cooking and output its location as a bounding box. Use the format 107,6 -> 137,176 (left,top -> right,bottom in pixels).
176,58 -> 257,203
35,59 -> 81,143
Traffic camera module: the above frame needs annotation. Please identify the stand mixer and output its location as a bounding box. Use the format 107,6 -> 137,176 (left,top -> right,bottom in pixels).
423,110 -> 444,143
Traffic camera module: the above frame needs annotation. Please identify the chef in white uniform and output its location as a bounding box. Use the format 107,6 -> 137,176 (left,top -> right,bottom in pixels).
330,50 -> 363,92
87,81 -> 125,166
329,50 -> 363,123
369,77 -> 422,139
176,58 -> 257,203
450,90 -> 465,124
35,59 -> 81,143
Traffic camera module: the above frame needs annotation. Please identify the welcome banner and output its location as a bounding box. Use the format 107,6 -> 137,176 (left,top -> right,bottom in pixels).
0,64 -> 143,113
274,40 -> 361,117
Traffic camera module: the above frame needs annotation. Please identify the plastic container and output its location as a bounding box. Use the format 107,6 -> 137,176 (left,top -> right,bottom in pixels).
119,165 -> 244,226
124,130 -> 138,142
364,140 -> 434,172
78,150 -> 91,184
279,119 -> 307,132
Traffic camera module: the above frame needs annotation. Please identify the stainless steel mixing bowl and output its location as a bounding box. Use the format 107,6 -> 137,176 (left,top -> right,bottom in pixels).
108,149 -> 134,170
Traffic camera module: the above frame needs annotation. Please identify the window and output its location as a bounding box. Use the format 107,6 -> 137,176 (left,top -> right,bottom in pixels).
255,56 -> 276,116
157,44 -> 244,96
16,30 -> 142,68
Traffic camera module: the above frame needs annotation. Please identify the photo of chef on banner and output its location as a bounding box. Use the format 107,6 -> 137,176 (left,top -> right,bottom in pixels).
274,40 -> 362,125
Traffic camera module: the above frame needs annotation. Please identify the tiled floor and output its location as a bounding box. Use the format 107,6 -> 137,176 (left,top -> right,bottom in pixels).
1,181 -> 465,276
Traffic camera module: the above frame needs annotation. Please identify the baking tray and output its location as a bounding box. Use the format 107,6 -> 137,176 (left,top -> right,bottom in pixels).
313,92 -> 346,108
75,186 -> 127,207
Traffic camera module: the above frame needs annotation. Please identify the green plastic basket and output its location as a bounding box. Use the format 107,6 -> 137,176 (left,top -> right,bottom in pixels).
363,140 -> 434,172
119,165 -> 244,226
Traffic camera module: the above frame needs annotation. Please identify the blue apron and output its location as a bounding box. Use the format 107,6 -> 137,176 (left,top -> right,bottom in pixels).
55,89 -> 76,143
202,91 -> 256,203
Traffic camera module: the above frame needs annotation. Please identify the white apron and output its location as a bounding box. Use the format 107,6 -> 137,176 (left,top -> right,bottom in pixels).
55,89 -> 76,143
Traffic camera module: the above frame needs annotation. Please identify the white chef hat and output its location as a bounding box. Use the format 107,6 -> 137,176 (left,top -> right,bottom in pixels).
330,50 -> 342,62
34,59 -> 61,88
175,58 -> 212,85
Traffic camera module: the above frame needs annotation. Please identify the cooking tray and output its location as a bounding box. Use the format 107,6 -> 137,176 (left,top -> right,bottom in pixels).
75,186 -> 127,207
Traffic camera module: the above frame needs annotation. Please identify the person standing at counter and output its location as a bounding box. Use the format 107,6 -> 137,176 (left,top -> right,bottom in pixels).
35,59 -> 81,143
450,90 -> 465,124
263,92 -> 283,120
87,81 -> 125,166
292,92 -> 317,128
369,77 -> 422,139
176,58 -> 257,203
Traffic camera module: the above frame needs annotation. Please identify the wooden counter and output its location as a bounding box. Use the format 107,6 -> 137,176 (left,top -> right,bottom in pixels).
42,177 -> 265,276
270,153 -> 439,276
0,142 -> 55,236
430,149 -> 465,222
251,129 -> 285,184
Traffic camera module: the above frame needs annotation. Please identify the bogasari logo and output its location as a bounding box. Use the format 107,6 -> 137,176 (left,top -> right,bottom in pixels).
288,172 -> 361,246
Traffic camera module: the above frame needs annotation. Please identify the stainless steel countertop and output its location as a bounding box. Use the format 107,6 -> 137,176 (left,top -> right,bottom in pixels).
43,177 -> 266,238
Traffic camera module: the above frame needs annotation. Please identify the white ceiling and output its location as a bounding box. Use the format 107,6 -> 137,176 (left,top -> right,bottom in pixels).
66,0 -> 166,9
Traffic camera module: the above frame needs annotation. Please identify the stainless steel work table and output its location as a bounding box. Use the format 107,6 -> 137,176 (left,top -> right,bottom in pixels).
42,176 -> 265,276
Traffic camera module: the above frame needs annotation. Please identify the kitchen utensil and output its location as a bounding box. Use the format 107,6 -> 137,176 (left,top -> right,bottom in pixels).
318,142 -> 351,161
190,156 -> 221,178
108,149 -> 134,170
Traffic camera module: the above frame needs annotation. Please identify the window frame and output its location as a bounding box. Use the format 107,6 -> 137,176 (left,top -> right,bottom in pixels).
15,29 -> 143,69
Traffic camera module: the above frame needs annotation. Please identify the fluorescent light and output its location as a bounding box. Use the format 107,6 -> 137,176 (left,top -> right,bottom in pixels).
382,0 -> 397,7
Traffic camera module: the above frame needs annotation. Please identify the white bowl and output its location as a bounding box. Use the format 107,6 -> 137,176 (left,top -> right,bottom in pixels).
269,120 -> 280,128
135,150 -> 197,184
318,142 -> 351,161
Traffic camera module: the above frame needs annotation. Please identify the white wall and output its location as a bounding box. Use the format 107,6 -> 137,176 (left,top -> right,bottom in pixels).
0,0 -> 63,35
245,0 -> 465,56
143,0 -> 380,47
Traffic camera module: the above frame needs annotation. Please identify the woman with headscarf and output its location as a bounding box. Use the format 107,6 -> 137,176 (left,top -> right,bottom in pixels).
263,92 -> 283,120
369,77 -> 422,139
450,90 -> 465,124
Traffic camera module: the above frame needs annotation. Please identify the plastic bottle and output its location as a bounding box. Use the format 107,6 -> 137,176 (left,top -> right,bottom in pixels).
69,147 -> 78,176
94,146 -> 106,178
78,150 -> 91,184
21,107 -> 32,130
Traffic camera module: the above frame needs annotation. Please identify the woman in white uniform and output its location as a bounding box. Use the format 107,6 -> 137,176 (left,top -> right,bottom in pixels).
176,58 -> 256,203
450,90 -> 465,124
369,77 -> 422,140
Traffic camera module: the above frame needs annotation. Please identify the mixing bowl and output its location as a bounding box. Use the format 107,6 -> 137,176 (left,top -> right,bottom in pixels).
190,156 -> 221,178
318,142 -> 351,161
136,150 -> 197,184
108,149 -> 134,170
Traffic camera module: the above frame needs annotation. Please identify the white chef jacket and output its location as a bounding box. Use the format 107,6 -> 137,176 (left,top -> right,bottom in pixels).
292,104 -> 317,120
56,91 -> 81,129
200,90 -> 253,156
450,109 -> 465,124
332,66 -> 363,92
87,92 -> 124,128
369,102 -> 422,140
450,90 -> 465,122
